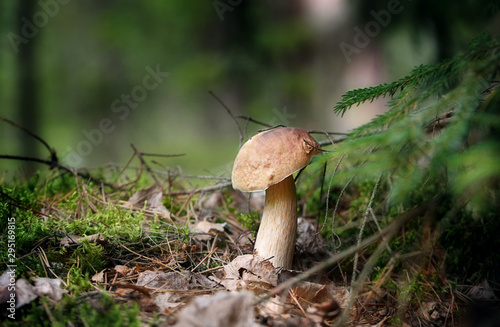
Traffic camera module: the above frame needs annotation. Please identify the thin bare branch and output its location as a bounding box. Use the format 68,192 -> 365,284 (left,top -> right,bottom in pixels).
0,115 -> 53,155
352,174 -> 382,284
168,181 -> 232,196
130,143 -> 159,185
0,154 -> 119,188
139,152 -> 186,158
235,115 -> 273,128
209,90 -> 244,147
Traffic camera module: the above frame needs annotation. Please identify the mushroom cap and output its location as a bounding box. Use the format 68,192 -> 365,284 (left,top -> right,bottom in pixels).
232,127 -> 322,192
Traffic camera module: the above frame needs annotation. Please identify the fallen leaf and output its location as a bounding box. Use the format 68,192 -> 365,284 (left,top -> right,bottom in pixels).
1,274 -> 67,309
0,271 -> 14,304
467,279 -> 497,301
136,270 -> 217,290
92,269 -> 106,283
92,265 -> 133,283
0,286 -> 9,304
126,183 -> 171,219
307,299 -> 341,323
15,279 -> 38,308
330,286 -> 351,309
190,220 -> 227,241
137,295 -> 158,312
292,281 -> 332,304
60,233 -> 108,247
114,265 -> 132,276
217,255 -> 278,293
296,218 -> 327,255
33,278 -> 66,302
112,282 -> 151,297
153,292 -> 185,312
174,291 -> 258,327
192,220 -> 226,234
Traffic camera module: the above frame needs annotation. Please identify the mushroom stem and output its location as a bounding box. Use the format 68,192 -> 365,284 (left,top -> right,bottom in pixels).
254,175 -> 297,269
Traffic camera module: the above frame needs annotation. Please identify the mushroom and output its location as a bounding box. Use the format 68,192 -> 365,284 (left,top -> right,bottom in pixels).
231,127 -> 322,269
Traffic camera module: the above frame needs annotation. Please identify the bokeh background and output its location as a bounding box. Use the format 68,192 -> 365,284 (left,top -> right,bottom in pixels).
1,0 -> 499,179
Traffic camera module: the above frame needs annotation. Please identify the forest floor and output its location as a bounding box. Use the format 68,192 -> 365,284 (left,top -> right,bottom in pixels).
1,152 -> 499,327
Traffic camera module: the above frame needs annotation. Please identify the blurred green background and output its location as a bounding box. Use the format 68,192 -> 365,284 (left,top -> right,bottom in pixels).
1,0 -> 498,179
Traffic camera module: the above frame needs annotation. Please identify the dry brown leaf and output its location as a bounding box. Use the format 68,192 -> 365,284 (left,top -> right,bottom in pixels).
467,279 -> 497,301
190,220 -> 227,241
114,288 -> 136,297
0,273 -> 66,309
174,291 -> 258,327
153,292 -> 186,312
138,295 -> 158,312
91,269 -> 106,283
217,255 -> 278,293
126,183 -> 171,219
306,299 -> 341,324
33,278 -> 66,302
136,270 -> 217,290
15,279 -> 38,308
191,220 -> 226,234
60,233 -> 108,247
329,286 -> 351,309
114,265 -> 132,277
0,285 -> 9,304
292,281 -> 332,304
0,271 -> 14,304
93,265 -> 134,283
296,218 -> 327,254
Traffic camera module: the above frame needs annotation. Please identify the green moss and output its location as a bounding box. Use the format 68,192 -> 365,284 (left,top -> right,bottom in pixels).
237,211 -> 260,235
4,292 -> 141,327
65,267 -> 95,296
69,240 -> 106,275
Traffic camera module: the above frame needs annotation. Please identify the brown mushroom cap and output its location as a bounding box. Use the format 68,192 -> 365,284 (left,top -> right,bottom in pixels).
232,127 -> 322,192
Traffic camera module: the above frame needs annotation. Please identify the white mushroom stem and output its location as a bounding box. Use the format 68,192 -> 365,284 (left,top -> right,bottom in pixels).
254,175 -> 297,269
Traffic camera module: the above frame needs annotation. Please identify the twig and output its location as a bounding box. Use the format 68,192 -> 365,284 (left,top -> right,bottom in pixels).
329,176 -> 355,249
369,208 -> 393,254
0,115 -> 53,156
308,130 -> 348,136
41,299 -> 57,325
198,265 -> 225,274
191,247 -> 218,272
352,175 -> 382,284
318,154 -> 345,236
0,155 -> 119,189
130,143 -> 159,185
140,152 -> 185,158
209,90 -> 244,147
108,163 -> 231,181
336,227 -> 391,326
168,182 -> 233,196
317,161 -> 327,224
0,154 -> 53,166
318,137 -> 348,147
235,115 -> 272,128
